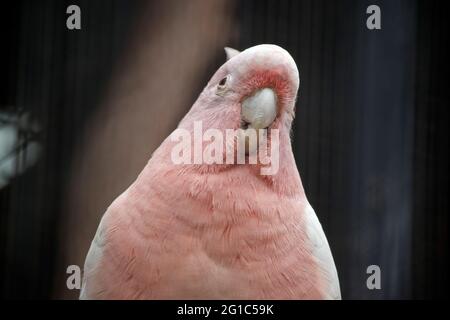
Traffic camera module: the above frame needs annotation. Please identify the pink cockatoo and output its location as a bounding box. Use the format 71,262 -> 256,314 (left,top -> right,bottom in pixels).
80,44 -> 341,299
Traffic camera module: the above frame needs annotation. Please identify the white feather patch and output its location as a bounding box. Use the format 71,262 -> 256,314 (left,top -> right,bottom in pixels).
304,204 -> 341,299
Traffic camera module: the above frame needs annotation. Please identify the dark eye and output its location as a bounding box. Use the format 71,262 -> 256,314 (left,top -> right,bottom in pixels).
219,77 -> 227,86
216,75 -> 230,95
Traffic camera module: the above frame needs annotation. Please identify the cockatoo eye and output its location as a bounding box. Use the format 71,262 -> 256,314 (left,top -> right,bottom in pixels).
217,75 -> 230,94
219,77 -> 227,86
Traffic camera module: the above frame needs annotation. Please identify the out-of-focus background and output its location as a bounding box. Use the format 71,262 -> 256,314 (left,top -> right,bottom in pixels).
0,0 -> 448,299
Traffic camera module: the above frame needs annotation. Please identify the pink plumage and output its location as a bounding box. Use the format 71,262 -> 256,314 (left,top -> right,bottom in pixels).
80,44 -> 341,299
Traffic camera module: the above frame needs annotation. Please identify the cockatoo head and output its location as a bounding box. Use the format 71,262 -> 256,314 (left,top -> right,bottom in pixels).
184,44 -> 299,134
173,44 -> 301,180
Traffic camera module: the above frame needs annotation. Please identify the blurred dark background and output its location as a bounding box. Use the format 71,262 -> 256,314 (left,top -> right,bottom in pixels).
0,0 -> 448,299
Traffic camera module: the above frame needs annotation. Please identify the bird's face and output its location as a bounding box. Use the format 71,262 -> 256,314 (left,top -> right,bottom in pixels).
175,44 -> 300,176
196,44 -> 300,134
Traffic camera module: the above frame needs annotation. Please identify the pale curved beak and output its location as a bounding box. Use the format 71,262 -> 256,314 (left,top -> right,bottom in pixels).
241,88 -> 277,129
